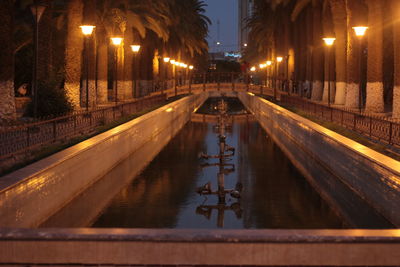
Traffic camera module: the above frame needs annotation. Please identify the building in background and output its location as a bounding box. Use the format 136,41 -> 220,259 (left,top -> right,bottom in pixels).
238,0 -> 253,50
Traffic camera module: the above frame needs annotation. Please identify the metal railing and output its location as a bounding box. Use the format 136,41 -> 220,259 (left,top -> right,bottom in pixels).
281,94 -> 400,147
4,71 -> 397,161
0,94 -> 166,160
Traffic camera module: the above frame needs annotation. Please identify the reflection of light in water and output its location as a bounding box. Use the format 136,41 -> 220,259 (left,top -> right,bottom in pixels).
196,98 -> 243,228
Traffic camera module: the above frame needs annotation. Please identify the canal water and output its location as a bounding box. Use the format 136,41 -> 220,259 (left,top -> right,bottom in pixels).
88,97 -> 344,229
42,97 -> 395,229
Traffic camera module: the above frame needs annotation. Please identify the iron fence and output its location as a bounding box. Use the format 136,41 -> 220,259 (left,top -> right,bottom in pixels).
0,94 -> 166,160
281,95 -> 400,147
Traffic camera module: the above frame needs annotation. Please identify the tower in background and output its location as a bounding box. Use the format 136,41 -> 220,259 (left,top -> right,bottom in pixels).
238,0 -> 253,51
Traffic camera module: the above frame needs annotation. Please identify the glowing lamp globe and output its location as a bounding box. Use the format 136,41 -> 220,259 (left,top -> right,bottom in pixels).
323,37 -> 336,46
130,45 -> 141,53
163,57 -> 170,63
276,57 -> 283,63
111,37 -> 123,46
80,25 -> 95,36
352,26 -> 368,37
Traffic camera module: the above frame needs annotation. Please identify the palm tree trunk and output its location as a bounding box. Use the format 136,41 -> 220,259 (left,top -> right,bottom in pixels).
365,0 -> 384,113
0,0 -> 16,119
64,0 -> 84,108
345,0 -> 364,108
38,0 -> 54,83
392,0 -> 400,117
322,1 -> 335,104
96,36 -> 108,104
306,6 -> 313,99
82,0 -> 97,108
311,1 -> 324,101
330,0 -> 347,105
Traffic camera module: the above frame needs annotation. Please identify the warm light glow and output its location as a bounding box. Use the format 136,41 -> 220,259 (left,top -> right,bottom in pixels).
217,41 -> 221,45
170,60 -> 176,64
166,107 -> 173,112
352,26 -> 368,37
248,92 -> 255,96
250,66 -> 256,72
183,65 -> 188,68
80,25 -> 95,36
244,43 -> 248,47
266,61 -> 272,66
189,65 -> 194,70
276,57 -> 283,63
323,37 -> 336,46
259,64 -> 265,69
130,45 -> 141,53
111,37 -> 123,46
163,57 -> 170,63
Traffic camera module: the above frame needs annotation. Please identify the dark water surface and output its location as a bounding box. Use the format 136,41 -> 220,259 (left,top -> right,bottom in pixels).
92,115 -> 345,229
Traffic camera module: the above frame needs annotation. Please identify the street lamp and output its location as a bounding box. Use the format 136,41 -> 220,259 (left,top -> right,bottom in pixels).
352,26 -> 368,113
275,57 -> 283,99
130,45 -> 141,98
266,61 -> 272,87
80,25 -> 95,112
30,2 -> 47,118
323,37 -> 336,107
111,37 -> 123,105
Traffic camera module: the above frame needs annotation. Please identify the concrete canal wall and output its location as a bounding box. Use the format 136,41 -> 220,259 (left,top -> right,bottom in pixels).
0,94 -> 207,228
239,92 -> 400,227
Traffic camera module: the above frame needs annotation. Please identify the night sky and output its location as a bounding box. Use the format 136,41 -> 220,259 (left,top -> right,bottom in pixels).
203,0 -> 238,53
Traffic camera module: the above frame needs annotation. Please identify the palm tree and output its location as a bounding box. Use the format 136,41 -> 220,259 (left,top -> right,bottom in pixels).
392,0 -> 400,118
344,0 -> 366,109
329,0 -> 347,105
82,0 -> 97,107
311,0 -> 324,101
365,0 -> 384,113
0,0 -> 16,119
37,0 -> 54,83
64,0 -> 84,108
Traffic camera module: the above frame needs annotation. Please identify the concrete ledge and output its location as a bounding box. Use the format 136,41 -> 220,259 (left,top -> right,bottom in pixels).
0,229 -> 399,265
239,92 -> 400,227
0,94 -> 207,228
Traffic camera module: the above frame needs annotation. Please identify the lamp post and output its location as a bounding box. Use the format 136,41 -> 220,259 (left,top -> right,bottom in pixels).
130,45 -> 141,98
163,57 -> 170,92
352,26 -> 368,113
323,37 -> 336,107
275,57 -> 283,99
80,25 -> 95,112
111,37 -> 123,105
285,55 -> 290,94
266,60 -> 272,88
30,2 -> 46,118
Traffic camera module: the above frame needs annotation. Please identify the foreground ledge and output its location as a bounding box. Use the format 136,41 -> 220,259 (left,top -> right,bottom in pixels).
0,228 -> 399,265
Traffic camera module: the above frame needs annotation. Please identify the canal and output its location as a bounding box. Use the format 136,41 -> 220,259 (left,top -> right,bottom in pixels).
41,97 -> 392,229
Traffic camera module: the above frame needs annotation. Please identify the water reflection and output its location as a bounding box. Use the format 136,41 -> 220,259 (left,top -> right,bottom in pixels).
196,99 -> 242,228
92,109 -> 345,228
